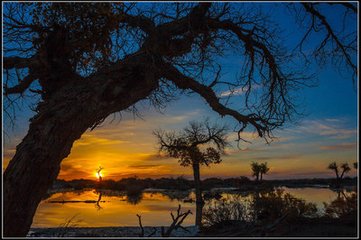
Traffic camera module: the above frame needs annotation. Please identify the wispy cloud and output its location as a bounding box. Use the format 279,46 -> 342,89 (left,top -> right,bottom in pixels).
127,164 -> 161,169
218,85 -> 261,98
320,143 -> 356,151
285,118 -> 356,140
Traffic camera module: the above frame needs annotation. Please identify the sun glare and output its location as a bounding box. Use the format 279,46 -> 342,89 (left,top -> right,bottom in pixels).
95,172 -> 103,179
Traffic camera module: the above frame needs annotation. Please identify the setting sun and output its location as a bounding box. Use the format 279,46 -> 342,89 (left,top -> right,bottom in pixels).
95,172 -> 103,179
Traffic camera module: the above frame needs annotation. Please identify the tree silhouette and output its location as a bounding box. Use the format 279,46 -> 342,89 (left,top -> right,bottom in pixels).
96,166 -> 104,182
353,162 -> 357,169
154,119 -> 228,226
328,162 -> 351,186
339,163 -> 351,180
251,162 -> 261,182
2,2 -> 356,236
259,162 -> 270,181
328,162 -> 340,180
251,162 -> 269,181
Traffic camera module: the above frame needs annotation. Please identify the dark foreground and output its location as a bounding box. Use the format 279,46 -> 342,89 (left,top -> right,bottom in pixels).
28,213 -> 356,237
201,212 -> 357,237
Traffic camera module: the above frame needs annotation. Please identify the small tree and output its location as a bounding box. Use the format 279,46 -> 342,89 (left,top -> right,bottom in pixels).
328,162 -> 351,186
154,119 -> 228,226
96,166 -> 104,182
251,162 -> 261,182
339,163 -> 351,180
328,162 -> 339,180
259,162 -> 270,181
353,162 -> 357,170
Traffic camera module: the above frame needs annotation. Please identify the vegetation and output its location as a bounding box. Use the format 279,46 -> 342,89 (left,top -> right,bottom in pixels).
201,189 -> 357,237
327,162 -> 351,187
50,176 -> 357,194
323,191 -> 357,218
137,205 -> 192,237
251,162 -> 270,181
154,119 -> 228,226
202,188 -> 318,235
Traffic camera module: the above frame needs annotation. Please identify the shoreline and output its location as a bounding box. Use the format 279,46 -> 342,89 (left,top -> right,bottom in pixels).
28,226 -> 199,237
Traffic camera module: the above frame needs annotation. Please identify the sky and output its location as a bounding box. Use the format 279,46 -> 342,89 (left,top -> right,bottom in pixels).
2,2 -> 358,181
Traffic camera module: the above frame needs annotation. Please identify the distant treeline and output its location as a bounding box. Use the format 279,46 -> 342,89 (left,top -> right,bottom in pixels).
51,176 -> 357,191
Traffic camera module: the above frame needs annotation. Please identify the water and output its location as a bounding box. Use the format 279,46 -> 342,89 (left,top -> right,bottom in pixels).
31,187 -> 355,228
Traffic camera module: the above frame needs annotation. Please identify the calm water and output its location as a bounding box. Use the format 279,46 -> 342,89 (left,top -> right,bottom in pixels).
32,187 -> 355,228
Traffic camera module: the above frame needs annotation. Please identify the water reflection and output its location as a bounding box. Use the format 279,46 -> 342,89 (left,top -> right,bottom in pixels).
126,190 -> 143,205
32,187 -> 356,228
95,191 -> 103,210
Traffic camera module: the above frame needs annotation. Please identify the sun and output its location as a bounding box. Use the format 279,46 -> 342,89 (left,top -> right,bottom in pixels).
95,171 -> 103,179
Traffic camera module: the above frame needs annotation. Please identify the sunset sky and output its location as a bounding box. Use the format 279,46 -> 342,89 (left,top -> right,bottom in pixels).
3,69 -> 357,180
2,3 -> 358,181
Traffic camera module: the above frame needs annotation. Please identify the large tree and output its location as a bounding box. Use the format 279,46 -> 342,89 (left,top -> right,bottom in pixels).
2,2 -> 357,236
154,119 -> 228,226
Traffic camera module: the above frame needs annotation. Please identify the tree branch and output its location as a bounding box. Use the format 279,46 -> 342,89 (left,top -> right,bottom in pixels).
4,74 -> 36,95
3,56 -> 37,70
161,62 -> 269,138
302,3 -> 357,74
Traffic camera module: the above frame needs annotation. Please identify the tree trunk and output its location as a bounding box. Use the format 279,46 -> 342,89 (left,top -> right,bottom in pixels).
260,173 -> 263,181
192,163 -> 203,227
3,54 -> 160,236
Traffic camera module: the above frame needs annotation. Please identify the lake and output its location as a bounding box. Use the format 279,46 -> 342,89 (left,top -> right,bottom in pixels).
32,187 -> 355,228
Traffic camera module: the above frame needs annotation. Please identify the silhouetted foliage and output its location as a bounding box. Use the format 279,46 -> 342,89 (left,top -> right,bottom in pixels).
259,163 -> 270,181
154,119 -> 228,226
251,162 -> 269,181
328,162 -> 351,187
250,188 -> 318,223
203,195 -> 250,227
323,190 -> 357,218
202,188 -> 318,228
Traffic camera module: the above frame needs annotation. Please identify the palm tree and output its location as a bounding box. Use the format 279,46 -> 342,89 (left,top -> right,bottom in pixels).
328,162 -> 339,180
328,162 -> 351,186
259,162 -> 270,181
251,162 -> 261,181
340,163 -> 351,180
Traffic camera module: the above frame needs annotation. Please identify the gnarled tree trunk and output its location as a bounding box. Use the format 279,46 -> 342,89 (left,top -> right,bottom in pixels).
3,53 -> 160,236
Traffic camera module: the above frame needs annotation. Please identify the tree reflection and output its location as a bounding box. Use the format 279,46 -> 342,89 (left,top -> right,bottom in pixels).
126,189 -> 143,205
95,191 -> 103,210
202,188 -> 318,227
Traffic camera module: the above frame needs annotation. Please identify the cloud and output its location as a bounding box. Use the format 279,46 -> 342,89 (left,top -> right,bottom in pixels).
284,118 -> 356,140
250,154 -> 302,161
127,164 -> 161,169
320,143 -> 356,151
73,134 -> 129,147
58,163 -> 90,179
139,153 -> 171,161
218,85 -> 261,98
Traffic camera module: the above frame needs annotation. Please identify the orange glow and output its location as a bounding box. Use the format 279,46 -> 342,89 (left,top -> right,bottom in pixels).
95,172 -> 103,179
4,115 -> 356,181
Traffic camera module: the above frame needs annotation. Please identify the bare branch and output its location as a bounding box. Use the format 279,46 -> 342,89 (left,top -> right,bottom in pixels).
4,74 -> 36,96
3,56 -> 37,70
161,62 -> 270,139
